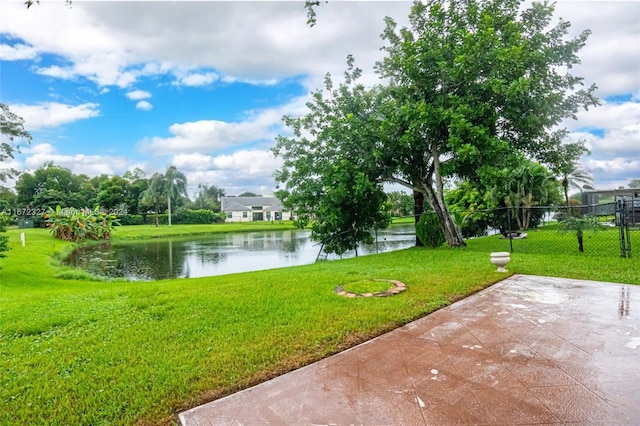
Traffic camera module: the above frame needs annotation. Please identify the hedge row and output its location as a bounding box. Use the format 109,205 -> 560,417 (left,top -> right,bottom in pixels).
119,209 -> 226,226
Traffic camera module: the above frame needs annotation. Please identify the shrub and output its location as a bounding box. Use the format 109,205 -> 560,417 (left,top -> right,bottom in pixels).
118,214 -> 146,226
416,212 -> 446,248
124,209 -> 226,226
46,206 -> 119,242
559,215 -> 599,253
173,207 -> 218,224
554,198 -> 584,221
0,212 -> 9,258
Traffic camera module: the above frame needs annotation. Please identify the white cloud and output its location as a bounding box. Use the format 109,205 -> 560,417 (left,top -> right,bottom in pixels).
588,158 -> 640,174
1,2 -> 405,89
211,150 -> 281,176
563,101 -> 640,164
8,102 -> 100,130
22,143 -> 130,176
139,95 -> 308,154
3,1 -> 638,196
586,157 -> 640,190
0,43 -> 38,60
220,76 -> 279,86
135,100 -> 153,111
35,65 -> 76,80
566,101 -> 640,133
554,2 -> 640,97
564,99 -> 639,189
126,90 -> 151,100
174,150 -> 283,198
177,72 -> 219,87
172,153 -> 214,171
140,120 -> 266,154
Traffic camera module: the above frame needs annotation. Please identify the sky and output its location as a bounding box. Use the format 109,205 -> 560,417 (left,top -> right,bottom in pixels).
1,0 -> 638,199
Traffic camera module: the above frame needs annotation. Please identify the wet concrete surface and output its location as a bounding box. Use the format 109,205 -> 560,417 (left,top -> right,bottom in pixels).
179,275 -> 639,425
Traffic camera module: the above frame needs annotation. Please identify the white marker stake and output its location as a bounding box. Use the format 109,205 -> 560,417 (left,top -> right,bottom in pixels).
20,232 -> 25,247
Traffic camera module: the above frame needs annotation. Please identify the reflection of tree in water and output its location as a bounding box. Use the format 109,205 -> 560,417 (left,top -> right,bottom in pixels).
232,231 -> 298,252
194,244 -> 227,265
140,240 -> 190,280
279,230 -> 301,253
64,240 -> 190,281
64,242 -> 118,278
63,225 -> 417,280
619,286 -> 630,318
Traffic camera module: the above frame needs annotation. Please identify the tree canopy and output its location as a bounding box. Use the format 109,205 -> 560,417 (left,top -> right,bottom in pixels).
9,163 -> 224,226
558,161 -> 595,207
276,0 -> 599,248
274,59 -> 391,255
1,103 -> 32,183
164,165 -> 188,226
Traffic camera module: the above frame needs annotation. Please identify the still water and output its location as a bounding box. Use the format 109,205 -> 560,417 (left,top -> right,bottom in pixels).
63,224 -> 416,281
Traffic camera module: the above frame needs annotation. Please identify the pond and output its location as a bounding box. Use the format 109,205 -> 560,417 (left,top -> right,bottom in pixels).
62,224 -> 417,281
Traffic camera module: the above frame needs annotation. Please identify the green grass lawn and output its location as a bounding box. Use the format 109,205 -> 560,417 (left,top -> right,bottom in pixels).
111,221 -> 298,240
1,224 -> 638,425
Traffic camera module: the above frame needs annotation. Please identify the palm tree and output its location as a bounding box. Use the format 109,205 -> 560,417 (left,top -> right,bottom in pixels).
559,162 -> 595,208
164,165 -> 187,227
503,160 -> 556,230
140,173 -> 166,227
559,215 -> 599,253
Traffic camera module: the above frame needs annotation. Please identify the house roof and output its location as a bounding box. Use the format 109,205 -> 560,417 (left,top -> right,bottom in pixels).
221,196 -> 284,212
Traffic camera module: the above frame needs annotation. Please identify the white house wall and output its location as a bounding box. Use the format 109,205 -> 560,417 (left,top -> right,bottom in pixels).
224,210 -> 293,222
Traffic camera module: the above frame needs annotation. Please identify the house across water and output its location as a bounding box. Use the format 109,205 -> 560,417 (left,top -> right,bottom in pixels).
582,189 -> 640,226
221,196 -> 292,222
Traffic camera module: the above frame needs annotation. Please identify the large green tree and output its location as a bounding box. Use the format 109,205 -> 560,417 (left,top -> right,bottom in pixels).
164,165 -> 187,227
123,169 -> 149,215
97,176 -> 129,210
193,184 -> 225,211
140,173 -> 166,227
280,0 -> 598,248
387,191 -> 414,217
1,103 -> 32,183
558,161 -> 594,208
274,62 -> 391,254
304,158 -> 390,255
16,162 -> 84,210
499,159 -> 561,230
372,0 -> 598,246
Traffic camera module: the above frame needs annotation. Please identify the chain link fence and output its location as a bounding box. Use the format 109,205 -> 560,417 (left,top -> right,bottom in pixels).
414,202 -> 636,258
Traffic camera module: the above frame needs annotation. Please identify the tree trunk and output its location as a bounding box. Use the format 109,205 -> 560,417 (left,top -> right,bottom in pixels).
522,195 -> 532,231
577,230 -> 584,252
154,201 -> 159,227
424,144 -> 466,247
413,190 -> 424,247
562,177 -> 570,210
168,195 -> 172,227
422,184 -> 465,247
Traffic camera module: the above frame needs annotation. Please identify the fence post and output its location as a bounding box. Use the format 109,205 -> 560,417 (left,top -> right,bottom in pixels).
507,208 -> 513,253
618,199 -> 632,258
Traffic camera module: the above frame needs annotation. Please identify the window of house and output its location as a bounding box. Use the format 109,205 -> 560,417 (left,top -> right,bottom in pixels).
251,206 -> 262,210
227,212 -> 232,219
242,211 -> 248,218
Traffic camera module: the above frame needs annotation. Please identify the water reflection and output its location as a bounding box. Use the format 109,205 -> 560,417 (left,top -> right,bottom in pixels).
63,225 -> 416,281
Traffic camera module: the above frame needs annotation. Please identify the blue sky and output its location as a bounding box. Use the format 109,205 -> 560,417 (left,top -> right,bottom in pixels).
1,1 -> 638,198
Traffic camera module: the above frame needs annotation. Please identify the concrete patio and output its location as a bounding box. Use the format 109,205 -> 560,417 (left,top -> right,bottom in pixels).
179,275 -> 639,425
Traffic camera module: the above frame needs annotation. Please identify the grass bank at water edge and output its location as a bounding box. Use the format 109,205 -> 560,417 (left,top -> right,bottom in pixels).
0,226 -> 638,425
